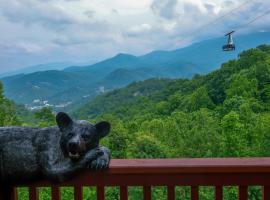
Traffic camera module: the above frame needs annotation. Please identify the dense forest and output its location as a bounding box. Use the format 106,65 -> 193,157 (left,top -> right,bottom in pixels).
74,44 -> 270,160
1,45 -> 270,199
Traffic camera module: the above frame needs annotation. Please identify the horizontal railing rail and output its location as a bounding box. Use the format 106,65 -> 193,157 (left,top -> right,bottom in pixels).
10,158 -> 270,200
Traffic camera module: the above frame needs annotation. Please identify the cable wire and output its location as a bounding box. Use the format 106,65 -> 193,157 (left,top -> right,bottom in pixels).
196,0 -> 255,33
235,9 -> 270,31
176,0 -> 256,45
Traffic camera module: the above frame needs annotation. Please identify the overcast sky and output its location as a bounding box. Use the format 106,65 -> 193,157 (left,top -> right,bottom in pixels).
0,0 -> 269,73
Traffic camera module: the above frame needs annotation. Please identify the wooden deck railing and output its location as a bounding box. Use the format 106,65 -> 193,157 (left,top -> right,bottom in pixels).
11,158 -> 270,200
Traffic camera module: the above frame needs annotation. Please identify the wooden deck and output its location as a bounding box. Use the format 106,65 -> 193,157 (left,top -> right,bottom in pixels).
11,158 -> 270,199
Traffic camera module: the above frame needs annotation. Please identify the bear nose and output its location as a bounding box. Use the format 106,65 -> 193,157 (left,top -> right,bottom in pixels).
69,142 -> 78,149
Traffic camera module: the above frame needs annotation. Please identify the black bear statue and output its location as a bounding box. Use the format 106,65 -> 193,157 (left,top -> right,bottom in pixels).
0,112 -> 110,200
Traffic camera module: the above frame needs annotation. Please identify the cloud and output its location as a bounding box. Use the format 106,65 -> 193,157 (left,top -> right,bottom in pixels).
151,0 -> 178,20
0,0 -> 76,30
149,0 -> 270,44
0,0 -> 269,73
125,24 -> 152,37
84,10 -> 96,18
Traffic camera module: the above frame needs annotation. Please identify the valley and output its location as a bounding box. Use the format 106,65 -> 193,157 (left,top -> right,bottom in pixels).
1,32 -> 270,111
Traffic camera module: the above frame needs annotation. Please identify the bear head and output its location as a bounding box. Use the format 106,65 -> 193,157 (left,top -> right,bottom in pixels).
56,112 -> 110,160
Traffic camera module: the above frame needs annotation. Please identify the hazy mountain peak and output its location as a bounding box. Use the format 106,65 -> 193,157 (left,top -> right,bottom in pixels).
115,53 -> 136,58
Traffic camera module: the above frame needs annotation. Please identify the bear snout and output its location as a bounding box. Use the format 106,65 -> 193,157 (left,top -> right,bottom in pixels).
67,136 -> 86,160
68,142 -> 78,152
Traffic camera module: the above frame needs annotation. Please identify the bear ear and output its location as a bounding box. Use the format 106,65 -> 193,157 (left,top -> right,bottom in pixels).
95,121 -> 110,138
56,112 -> 73,131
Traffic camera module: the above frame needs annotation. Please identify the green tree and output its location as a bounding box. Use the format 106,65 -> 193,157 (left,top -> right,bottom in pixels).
0,82 -> 21,126
260,85 -> 270,105
185,86 -> 215,111
34,107 -> 55,127
130,133 -> 168,158
100,115 -> 129,158
0,83 -> 3,102
220,111 -> 247,157
169,109 -> 221,157
255,62 -> 270,89
226,74 -> 258,99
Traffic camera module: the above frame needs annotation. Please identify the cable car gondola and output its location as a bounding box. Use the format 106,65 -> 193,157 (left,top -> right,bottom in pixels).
223,31 -> 235,51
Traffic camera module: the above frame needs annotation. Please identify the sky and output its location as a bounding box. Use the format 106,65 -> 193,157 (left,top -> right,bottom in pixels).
0,0 -> 270,73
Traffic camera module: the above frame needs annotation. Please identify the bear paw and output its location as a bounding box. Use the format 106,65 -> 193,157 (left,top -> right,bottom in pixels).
89,155 -> 110,170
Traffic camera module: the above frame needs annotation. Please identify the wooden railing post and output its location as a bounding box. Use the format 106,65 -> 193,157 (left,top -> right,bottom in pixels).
120,186 -> 128,200
167,186 -> 175,200
29,187 -> 38,200
238,186 -> 248,200
74,185 -> 83,200
51,185 -> 60,200
11,187 -> 18,200
263,186 -> 270,200
191,186 -> 199,200
97,186 -> 105,200
143,186 -> 151,200
215,186 -> 223,200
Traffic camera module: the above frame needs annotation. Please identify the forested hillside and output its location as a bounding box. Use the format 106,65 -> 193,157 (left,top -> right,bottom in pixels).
74,44 -> 270,159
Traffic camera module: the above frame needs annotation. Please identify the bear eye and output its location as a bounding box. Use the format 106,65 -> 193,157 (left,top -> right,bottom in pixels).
67,132 -> 74,138
82,134 -> 91,140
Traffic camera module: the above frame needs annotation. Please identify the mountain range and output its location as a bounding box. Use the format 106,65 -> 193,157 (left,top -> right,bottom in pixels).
0,62 -> 74,78
1,31 -> 270,111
